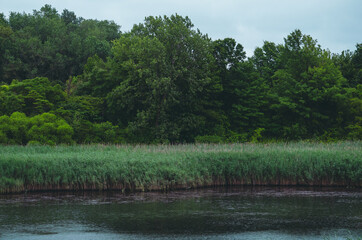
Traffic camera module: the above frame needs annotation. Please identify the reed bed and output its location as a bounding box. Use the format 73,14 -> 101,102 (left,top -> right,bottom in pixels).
0,142 -> 361,193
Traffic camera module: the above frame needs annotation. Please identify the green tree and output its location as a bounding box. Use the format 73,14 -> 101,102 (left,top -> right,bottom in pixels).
0,14 -> 13,83
2,5 -> 120,83
0,84 -> 24,115
74,55 -> 113,97
8,77 -> 65,116
350,44 -> 362,87
100,15 -> 215,142
27,113 -> 73,145
208,38 -> 244,138
211,38 -> 267,141
266,30 -> 348,139
226,61 -> 267,138
251,41 -> 283,87
0,112 -> 29,144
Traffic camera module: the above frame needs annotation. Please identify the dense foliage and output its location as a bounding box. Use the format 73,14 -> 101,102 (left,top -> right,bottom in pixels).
0,142 -> 361,193
0,5 -> 361,144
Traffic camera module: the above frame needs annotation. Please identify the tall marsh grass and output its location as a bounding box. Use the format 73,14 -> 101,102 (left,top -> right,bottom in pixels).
0,142 -> 361,193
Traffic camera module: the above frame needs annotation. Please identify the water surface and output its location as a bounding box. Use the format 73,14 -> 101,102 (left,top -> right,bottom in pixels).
0,187 -> 361,239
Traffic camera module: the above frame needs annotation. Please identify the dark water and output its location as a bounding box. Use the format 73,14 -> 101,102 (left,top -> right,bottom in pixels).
0,187 -> 361,240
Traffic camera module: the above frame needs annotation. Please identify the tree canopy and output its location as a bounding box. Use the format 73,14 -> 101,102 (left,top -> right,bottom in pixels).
0,6 -> 360,144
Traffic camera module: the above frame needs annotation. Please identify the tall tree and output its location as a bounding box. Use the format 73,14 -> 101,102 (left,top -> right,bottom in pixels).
103,15 -> 215,142
1,5 -> 120,84
267,30 -> 348,139
251,41 -> 283,87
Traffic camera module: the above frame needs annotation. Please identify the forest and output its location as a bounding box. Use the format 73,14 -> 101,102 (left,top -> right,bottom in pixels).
0,5 -> 361,145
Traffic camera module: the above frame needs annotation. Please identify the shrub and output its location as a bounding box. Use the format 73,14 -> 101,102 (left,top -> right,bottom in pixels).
28,113 -> 74,144
0,112 -> 29,144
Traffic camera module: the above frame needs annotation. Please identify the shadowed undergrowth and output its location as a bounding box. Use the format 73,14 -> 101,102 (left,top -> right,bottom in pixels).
0,142 -> 361,193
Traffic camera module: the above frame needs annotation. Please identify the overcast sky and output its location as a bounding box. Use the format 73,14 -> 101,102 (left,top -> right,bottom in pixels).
1,0 -> 361,56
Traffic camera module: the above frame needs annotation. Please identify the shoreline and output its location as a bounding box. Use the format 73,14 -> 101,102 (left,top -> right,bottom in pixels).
1,183 -> 361,196
1,185 -> 361,199
2,182 -> 360,195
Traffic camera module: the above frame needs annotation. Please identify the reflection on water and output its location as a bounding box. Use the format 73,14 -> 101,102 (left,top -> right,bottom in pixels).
0,187 -> 361,240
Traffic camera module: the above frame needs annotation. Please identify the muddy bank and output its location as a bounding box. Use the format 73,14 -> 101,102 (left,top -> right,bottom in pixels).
1,178 -> 360,194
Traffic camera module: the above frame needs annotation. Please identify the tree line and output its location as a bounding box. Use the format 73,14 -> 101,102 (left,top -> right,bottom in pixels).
0,5 -> 361,144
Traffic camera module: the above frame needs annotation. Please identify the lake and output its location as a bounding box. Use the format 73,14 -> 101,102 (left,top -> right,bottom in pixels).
0,187 -> 361,239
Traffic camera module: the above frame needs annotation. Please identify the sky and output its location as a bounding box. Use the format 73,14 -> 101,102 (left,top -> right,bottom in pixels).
1,0 -> 361,56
